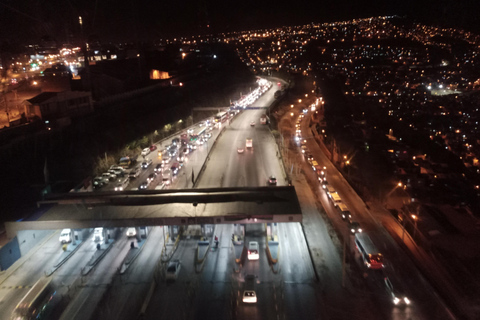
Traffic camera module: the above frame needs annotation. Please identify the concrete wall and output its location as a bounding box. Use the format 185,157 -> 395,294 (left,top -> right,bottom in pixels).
17,230 -> 54,256
0,236 -> 21,271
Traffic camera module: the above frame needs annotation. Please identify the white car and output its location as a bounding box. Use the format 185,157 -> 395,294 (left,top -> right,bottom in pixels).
247,241 -> 259,260
126,227 -> 136,237
141,147 -> 151,156
237,147 -> 244,154
166,260 -> 181,281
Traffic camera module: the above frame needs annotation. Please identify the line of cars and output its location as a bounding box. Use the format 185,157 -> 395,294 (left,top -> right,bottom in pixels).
296,109 -> 412,307
295,113 -> 361,235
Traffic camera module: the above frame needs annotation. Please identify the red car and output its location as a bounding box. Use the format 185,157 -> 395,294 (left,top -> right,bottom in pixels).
150,145 -> 157,151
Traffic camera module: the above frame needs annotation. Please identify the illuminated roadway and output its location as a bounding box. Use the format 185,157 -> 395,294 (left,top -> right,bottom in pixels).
0,78 -> 455,320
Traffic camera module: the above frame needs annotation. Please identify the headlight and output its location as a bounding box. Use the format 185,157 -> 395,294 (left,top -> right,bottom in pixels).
404,297 -> 411,305
393,297 -> 400,305
358,228 -> 363,233
350,228 -> 355,233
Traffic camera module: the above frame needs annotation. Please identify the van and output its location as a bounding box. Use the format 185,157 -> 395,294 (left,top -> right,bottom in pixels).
93,227 -> 104,242
59,229 -> 72,244
243,274 -> 257,303
337,202 -> 351,220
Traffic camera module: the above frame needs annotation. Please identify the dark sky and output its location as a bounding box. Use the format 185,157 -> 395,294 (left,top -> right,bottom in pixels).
0,0 -> 479,45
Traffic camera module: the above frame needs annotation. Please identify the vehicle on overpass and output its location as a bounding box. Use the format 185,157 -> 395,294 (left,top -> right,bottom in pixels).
12,277 -> 56,320
355,233 -> 384,269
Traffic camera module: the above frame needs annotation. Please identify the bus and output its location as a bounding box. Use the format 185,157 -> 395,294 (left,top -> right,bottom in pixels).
119,156 -> 137,169
190,126 -> 207,142
12,277 -> 56,320
355,233 -> 385,269
260,114 -> 267,124
214,111 -> 228,123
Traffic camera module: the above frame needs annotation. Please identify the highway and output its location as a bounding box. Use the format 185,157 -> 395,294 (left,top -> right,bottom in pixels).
0,77 -> 455,320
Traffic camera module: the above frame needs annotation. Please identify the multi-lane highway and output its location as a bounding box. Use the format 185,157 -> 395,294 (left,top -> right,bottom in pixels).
0,77 -> 456,320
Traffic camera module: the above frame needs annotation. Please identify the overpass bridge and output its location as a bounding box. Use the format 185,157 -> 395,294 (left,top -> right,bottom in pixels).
5,186 -> 302,238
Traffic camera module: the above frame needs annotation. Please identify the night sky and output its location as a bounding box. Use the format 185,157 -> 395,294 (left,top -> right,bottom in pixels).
0,0 -> 479,45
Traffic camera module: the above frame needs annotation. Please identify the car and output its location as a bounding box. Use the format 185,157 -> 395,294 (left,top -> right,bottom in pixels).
171,163 -> 180,175
93,176 -> 108,189
237,147 -> 245,154
126,227 -> 136,237
171,137 -> 180,146
109,168 -> 125,177
59,229 -> 72,244
149,144 -> 157,151
243,275 -> 257,303
138,181 -> 150,190
110,165 -> 126,173
247,241 -> 259,260
147,173 -> 156,182
268,176 -> 277,185
154,163 -> 163,173
141,158 -> 153,169
300,145 -> 308,154
102,172 -> 116,181
162,156 -> 171,164
348,221 -> 362,234
306,154 -> 314,163
168,149 -> 178,157
321,179 -> 328,189
129,167 -> 141,178
337,203 -> 351,220
114,177 -> 130,191
166,260 -> 181,281
92,227 -> 104,242
205,133 -> 212,139
141,147 -> 151,157
384,277 -> 411,306
250,121 -> 255,126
